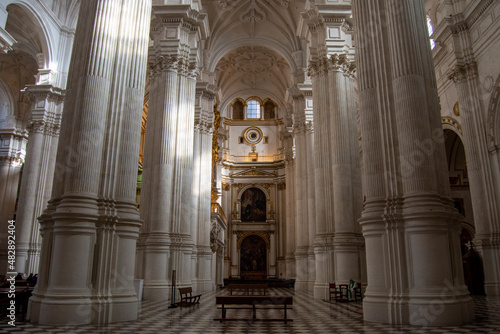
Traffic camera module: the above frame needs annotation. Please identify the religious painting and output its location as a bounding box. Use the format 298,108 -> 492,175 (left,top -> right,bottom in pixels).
240,235 -> 267,275
240,187 -> 266,222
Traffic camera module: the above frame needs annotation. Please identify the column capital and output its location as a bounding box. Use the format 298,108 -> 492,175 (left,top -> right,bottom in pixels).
448,61 -> 478,83
23,84 -> 65,104
328,53 -> 356,77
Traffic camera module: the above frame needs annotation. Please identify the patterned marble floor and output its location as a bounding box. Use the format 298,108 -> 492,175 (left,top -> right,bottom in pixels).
1,288 -> 499,333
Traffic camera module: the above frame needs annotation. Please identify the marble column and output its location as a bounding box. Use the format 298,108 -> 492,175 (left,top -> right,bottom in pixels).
353,0 -> 474,325
29,0 -> 151,325
14,85 -> 63,275
192,83 -> 217,291
308,59 -> 335,297
137,5 -> 206,300
449,62 -> 500,296
290,86 -> 315,291
327,54 -> 364,297
284,150 -> 296,279
0,128 -> 27,273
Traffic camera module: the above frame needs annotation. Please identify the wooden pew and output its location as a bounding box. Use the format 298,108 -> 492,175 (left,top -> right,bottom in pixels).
227,283 -> 268,295
214,295 -> 293,322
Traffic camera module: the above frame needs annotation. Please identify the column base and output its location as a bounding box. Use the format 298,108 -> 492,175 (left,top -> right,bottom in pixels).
29,295 -> 139,325
363,294 -> 474,326
485,283 -> 500,295
314,283 -> 328,300
142,284 -> 170,301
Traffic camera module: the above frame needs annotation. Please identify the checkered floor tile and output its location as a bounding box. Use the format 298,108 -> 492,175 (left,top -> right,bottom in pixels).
1,288 -> 499,333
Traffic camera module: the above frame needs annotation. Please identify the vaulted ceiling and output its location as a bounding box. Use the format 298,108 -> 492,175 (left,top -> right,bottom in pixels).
202,0 -> 308,116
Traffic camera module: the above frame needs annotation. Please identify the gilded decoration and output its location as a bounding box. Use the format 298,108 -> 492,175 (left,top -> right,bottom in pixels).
442,116 -> 463,134
236,231 -> 270,249
277,182 -> 286,190
211,105 -> 221,202
222,182 -> 230,191
453,102 -> 460,116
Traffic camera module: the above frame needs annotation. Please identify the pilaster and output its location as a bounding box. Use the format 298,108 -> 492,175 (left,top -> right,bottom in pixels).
0,127 -> 28,273
15,85 -> 64,275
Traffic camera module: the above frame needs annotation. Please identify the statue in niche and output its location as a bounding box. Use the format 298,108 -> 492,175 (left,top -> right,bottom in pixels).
240,187 -> 266,222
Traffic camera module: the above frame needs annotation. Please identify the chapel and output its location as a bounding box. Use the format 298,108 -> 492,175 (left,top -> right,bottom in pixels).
0,0 -> 499,328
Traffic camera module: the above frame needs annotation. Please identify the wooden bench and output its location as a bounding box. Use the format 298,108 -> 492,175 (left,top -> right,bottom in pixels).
227,283 -> 268,295
214,295 -> 293,322
178,287 -> 201,306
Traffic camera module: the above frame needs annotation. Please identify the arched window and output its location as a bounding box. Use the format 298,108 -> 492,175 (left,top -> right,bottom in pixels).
427,16 -> 435,49
264,101 -> 275,120
233,100 -> 244,120
247,99 -> 260,119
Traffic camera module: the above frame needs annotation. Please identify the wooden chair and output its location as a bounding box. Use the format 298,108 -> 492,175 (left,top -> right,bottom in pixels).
354,282 -> 362,301
329,283 -> 340,301
178,287 -> 201,306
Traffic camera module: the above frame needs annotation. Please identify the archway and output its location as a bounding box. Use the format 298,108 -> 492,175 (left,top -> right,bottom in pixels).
240,234 -> 267,279
444,129 -> 484,294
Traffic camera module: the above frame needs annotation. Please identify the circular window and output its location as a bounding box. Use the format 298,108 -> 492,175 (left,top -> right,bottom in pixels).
243,127 -> 263,145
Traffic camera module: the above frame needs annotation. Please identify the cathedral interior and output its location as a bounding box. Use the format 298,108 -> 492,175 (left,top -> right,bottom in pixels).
0,0 -> 499,330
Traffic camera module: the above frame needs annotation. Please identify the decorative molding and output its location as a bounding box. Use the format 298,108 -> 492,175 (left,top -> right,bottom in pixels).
448,61 -> 478,83
442,116 -> 462,135
236,231 -> 270,249
277,182 -> 286,190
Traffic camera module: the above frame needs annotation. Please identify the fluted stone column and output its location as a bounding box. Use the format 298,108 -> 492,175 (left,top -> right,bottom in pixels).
353,0 -> 474,325
29,0 -> 151,325
327,54 -> 364,297
15,85 -> 63,275
449,62 -> 500,296
284,148 -> 296,279
290,86 -> 316,291
0,128 -> 27,273
192,83 -> 217,291
137,5 -> 206,300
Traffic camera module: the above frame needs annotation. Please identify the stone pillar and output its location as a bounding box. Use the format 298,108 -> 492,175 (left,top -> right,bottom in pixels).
284,150 -> 296,279
308,59 -> 336,297
15,85 -> 63,275
137,5 -> 206,300
326,54 -> 364,295
449,62 -> 500,296
192,83 -> 217,291
0,128 -> 27,273
29,0 -> 151,325
353,0 -> 474,325
290,85 -> 315,291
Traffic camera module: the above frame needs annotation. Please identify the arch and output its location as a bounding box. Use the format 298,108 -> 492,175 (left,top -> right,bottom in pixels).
207,37 -> 299,76
240,187 -> 267,222
6,2 -> 54,70
263,99 -> 276,120
231,98 -> 244,120
442,116 -> 463,140
219,89 -> 286,119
